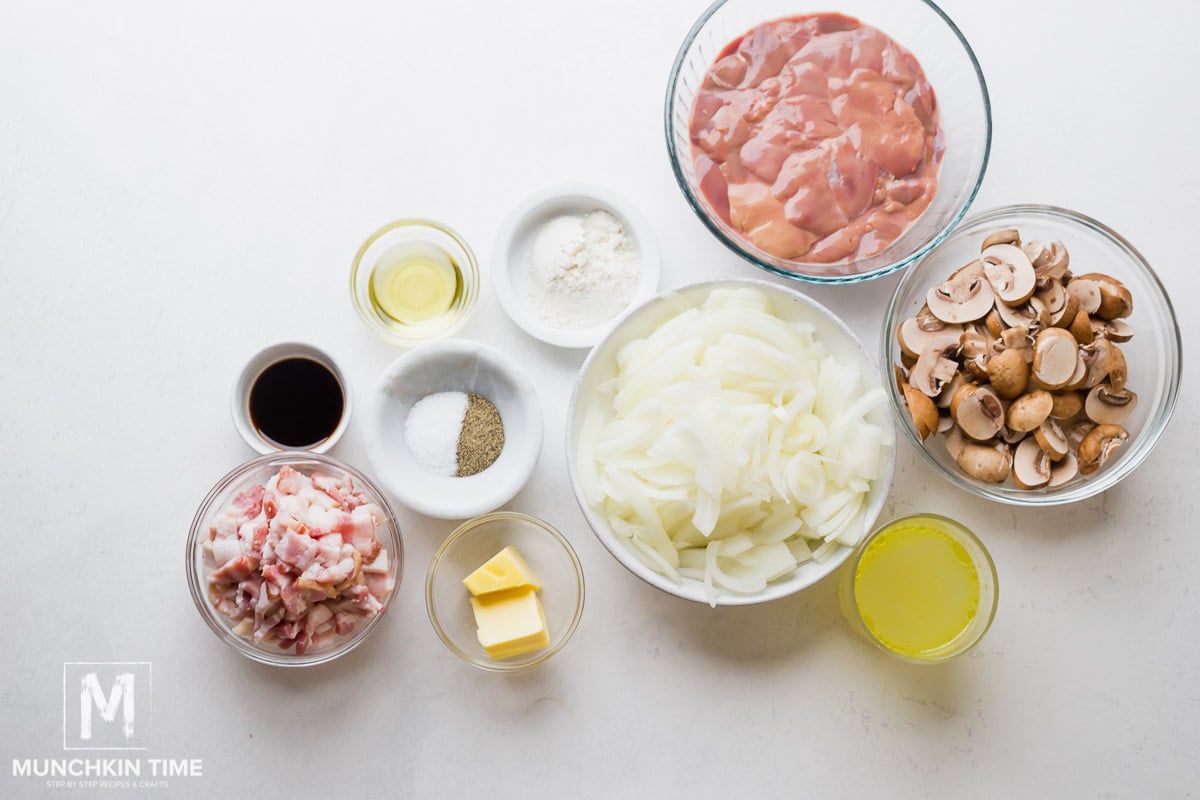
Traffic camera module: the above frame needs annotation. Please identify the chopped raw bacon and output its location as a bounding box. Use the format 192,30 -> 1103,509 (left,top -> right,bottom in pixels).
230,484 -> 265,518
205,465 -> 394,655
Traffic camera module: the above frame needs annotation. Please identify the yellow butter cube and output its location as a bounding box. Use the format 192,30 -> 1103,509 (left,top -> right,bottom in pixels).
463,545 -> 542,596
469,587 -> 549,659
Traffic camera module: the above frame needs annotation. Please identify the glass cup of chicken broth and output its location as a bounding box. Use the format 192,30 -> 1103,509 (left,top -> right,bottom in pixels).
838,514 -> 998,663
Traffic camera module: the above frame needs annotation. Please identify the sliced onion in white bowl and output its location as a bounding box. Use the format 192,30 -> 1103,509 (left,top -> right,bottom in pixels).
567,280 -> 895,606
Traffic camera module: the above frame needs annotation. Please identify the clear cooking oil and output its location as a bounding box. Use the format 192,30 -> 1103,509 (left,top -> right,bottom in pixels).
369,241 -> 464,325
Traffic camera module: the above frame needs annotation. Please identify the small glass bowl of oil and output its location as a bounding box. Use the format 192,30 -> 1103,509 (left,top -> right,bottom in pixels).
350,219 -> 480,344
838,514 -> 998,664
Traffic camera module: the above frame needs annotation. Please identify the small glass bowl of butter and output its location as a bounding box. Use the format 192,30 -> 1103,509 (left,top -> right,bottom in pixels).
426,512 -> 585,672
349,219 -> 481,344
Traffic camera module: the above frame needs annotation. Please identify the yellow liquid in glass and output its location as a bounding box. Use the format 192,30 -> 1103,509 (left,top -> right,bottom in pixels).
853,520 -> 980,658
369,242 -> 460,324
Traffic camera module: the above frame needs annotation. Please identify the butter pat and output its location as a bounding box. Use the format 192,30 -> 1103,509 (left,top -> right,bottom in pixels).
463,545 -> 542,596
469,588 -> 549,659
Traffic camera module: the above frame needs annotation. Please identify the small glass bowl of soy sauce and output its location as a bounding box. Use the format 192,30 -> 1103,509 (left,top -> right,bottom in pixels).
231,342 -> 352,454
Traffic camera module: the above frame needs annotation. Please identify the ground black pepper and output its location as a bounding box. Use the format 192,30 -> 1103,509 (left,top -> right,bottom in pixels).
456,394 -> 504,476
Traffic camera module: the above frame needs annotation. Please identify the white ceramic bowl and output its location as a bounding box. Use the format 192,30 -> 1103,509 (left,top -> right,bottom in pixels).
365,340 -> 543,519
492,183 -> 661,348
566,278 -> 896,605
231,342 -> 352,454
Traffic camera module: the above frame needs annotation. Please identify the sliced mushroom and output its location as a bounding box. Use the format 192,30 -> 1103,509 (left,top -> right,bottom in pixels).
1012,437 -> 1051,489
956,440 -> 1012,484
902,383 -> 940,441
1033,418 -> 1069,461
960,329 -> 991,381
1007,389 -> 1053,432
1107,343 -> 1128,393
999,324 -> 1035,364
998,424 -> 1026,445
935,370 -> 968,410
897,313 -> 964,358
1097,319 -> 1134,342
892,363 -> 908,395
1085,384 -> 1138,425
1041,282 -> 1079,329
1077,424 -> 1129,476
1063,350 -> 1088,390
1066,420 -> 1097,452
1049,390 -> 1084,420
1048,453 -> 1079,487
997,295 -> 1049,329
987,347 -> 1029,400
1068,308 -> 1094,344
1028,240 -> 1070,280
982,244 -> 1037,305
909,337 -> 961,397
982,229 -> 1021,249
926,262 -> 996,323
984,308 -> 1004,338
1073,272 -> 1132,320
937,413 -> 955,434
1077,338 -> 1116,390
943,424 -> 968,461
1031,328 -> 1081,390
1065,278 -> 1102,315
951,383 -> 1006,441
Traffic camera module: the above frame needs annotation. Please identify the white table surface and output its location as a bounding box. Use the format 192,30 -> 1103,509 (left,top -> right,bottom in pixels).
3,1 -> 1198,797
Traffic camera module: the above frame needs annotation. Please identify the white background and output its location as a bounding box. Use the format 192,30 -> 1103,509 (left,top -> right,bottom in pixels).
2,0 -> 1198,797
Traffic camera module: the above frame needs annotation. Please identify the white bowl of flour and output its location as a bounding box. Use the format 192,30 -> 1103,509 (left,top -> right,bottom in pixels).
493,183 -> 661,348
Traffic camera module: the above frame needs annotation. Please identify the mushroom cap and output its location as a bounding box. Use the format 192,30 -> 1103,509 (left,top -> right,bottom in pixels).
1078,338 -> 1116,389
1007,389 -> 1054,432
1069,308 -> 1094,344
1106,342 -> 1128,393
1032,328 -> 1081,390
956,441 -> 1012,484
1085,383 -> 1138,426
903,383 -> 940,440
1049,390 -> 1083,420
951,383 -> 1006,441
982,229 -> 1021,250
926,264 -> 996,324
982,243 -> 1037,306
987,347 -> 1029,400
1013,437 -> 1051,489
1077,424 -> 1129,476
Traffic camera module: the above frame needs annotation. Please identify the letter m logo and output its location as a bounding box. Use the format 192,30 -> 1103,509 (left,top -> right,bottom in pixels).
63,662 -> 151,750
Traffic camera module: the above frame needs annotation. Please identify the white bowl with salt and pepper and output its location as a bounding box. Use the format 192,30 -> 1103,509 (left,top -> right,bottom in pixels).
492,183 -> 661,348
364,340 -> 543,519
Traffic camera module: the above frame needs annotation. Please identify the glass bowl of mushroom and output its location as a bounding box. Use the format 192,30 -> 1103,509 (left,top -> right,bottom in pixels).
882,204 -> 1182,505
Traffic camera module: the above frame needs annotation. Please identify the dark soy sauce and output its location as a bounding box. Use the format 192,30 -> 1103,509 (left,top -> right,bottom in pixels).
249,357 -> 344,448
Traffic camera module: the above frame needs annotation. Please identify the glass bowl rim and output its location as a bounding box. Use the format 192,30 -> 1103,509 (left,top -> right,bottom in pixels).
663,0 -> 993,284
185,450 -> 404,667
881,202 -> 1184,506
424,511 -> 586,673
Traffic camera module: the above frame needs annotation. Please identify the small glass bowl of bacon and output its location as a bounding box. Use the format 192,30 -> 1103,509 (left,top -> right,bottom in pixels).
186,452 -> 403,666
